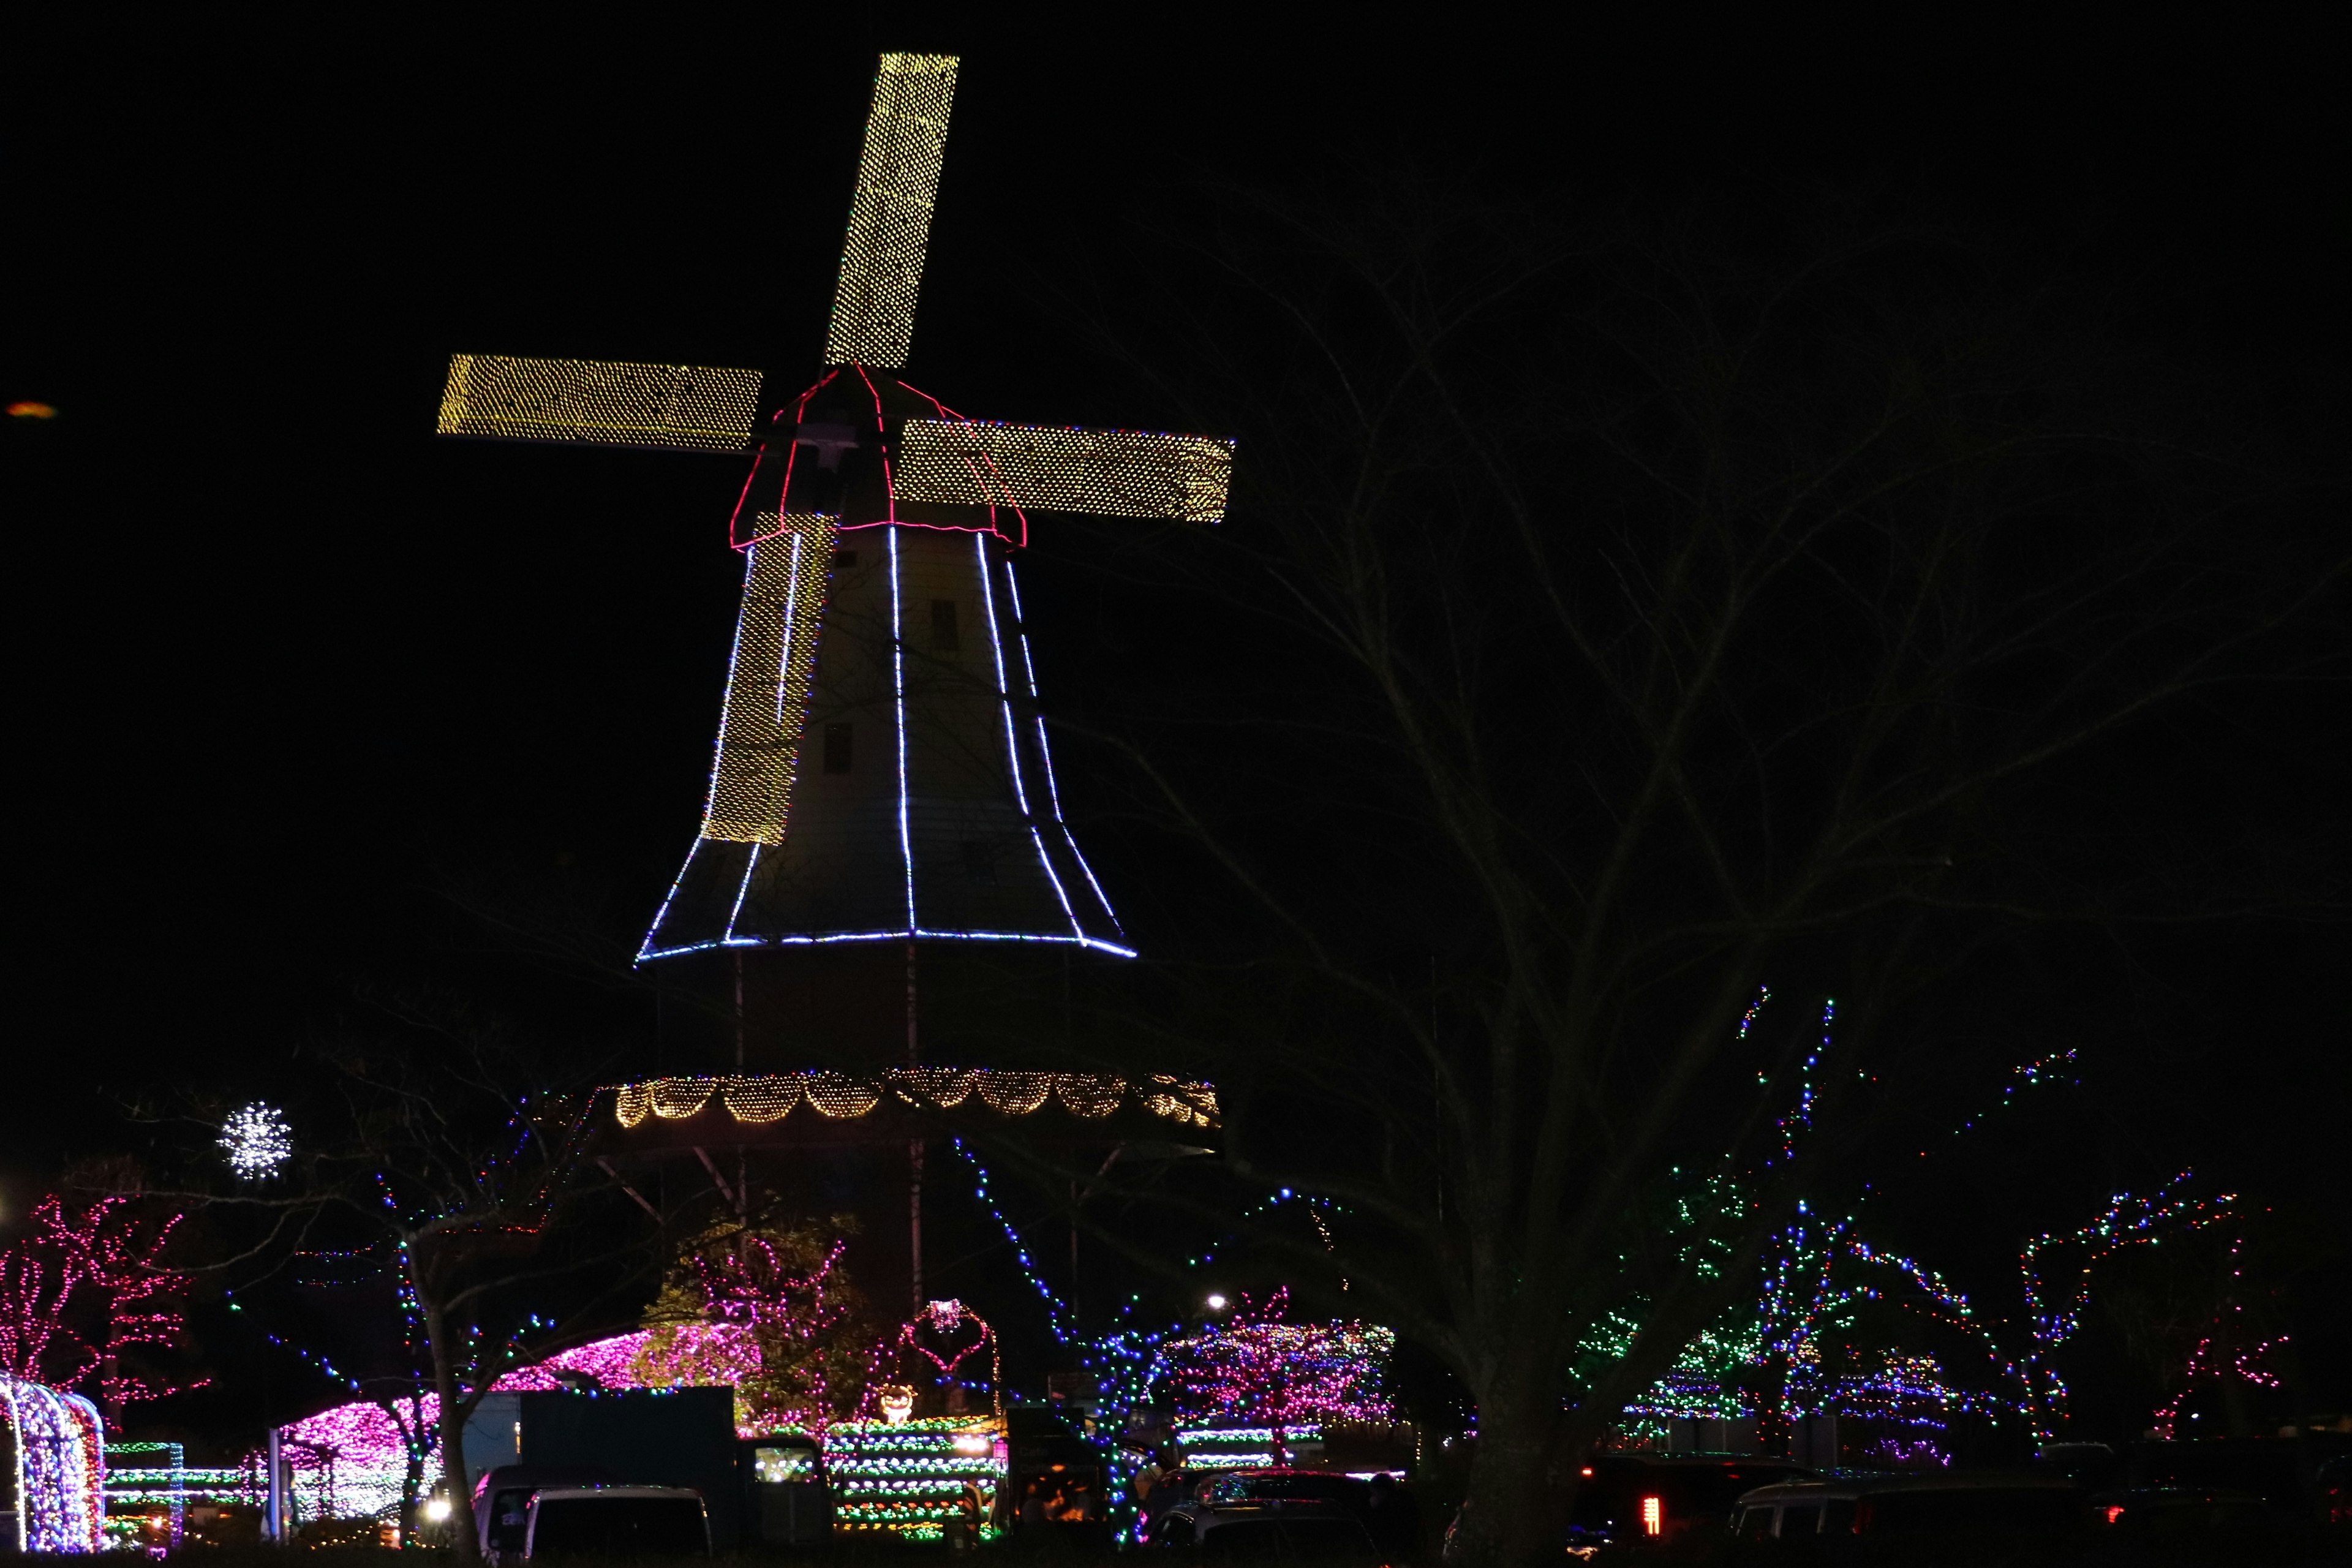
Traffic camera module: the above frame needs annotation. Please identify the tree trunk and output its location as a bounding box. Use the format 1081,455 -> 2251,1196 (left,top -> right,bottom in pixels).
1450,1376 -> 1562,1566
426,1300 -> 482,1562
399,1441 -> 425,1552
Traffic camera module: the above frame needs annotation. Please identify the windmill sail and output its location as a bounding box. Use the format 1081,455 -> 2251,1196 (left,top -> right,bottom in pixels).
435,355 -> 762,449
820,53 -> 960,369
701,512 -> 840,845
894,419 -> 1235,522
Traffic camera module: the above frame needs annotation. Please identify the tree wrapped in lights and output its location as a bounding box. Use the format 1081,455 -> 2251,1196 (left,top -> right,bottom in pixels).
1154,1290 -> 1395,1461
2017,1174 -> 2234,1441
272,1005 -> 668,1561
1608,1169 -> 2241,1453
2152,1325 -> 2287,1441
0,1202 -> 86,1389
1607,1200 -> 2003,1457
633,1215 -> 869,1433
0,1196 -> 197,1421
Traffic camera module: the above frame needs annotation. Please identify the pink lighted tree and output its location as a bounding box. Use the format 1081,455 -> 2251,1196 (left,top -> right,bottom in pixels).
0,1194 -> 198,1419
1155,1289 -> 1395,1461
0,1200 -> 89,1386
635,1217 -> 869,1434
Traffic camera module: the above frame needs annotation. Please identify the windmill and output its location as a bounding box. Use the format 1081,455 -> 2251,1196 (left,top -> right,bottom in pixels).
433,53 -> 1230,1310
435,52 -> 1229,973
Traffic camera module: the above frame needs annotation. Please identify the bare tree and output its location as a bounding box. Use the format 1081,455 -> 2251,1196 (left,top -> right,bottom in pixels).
304,997 -> 672,1558
1050,184 -> 2346,1559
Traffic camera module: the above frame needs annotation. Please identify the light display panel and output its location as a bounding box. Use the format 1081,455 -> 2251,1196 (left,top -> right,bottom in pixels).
435,355 -> 761,450
611,1070 -> 1218,1130
894,419 -> 1235,522
1175,1425 -> 1324,1474
701,513 -> 839,845
821,54 -> 960,369
824,1417 -> 1001,1540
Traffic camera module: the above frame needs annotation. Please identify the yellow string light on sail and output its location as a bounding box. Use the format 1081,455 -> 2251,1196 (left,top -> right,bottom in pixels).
821,54 -> 959,369
435,355 -> 760,450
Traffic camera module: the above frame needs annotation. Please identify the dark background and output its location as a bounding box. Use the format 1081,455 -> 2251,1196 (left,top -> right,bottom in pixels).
6,15 -> 2345,1450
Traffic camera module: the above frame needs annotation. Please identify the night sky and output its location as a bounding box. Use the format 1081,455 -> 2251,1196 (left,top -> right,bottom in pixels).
7,17 -> 2346,1447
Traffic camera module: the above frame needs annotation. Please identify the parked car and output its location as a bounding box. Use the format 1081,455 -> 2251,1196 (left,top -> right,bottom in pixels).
2322,1453 -> 2352,1528
1151,1498 -> 1381,1558
1200,1469 -> 1378,1512
1565,1453 -> 1815,1547
473,1464 -> 621,1561
2030,1441 -> 2122,1490
1731,1472 -> 2081,1540
2127,1434 -> 2352,1527
2087,1485 -> 2271,1537
524,1486 -> 709,1558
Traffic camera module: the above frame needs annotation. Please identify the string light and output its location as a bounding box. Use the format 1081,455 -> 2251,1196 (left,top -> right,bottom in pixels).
612,1071 -> 1216,1131
974,528 -> 1088,941
1942,1050 -> 2079,1142
1001,557 -> 1125,931
641,929 -> 1139,961
951,1138 -> 1076,1342
889,518 -> 917,928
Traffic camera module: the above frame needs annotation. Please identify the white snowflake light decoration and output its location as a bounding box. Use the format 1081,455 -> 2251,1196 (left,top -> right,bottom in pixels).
219,1102 -> 292,1180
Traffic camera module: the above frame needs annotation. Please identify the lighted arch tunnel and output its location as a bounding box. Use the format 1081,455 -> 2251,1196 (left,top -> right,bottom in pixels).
1,1376 -> 108,1553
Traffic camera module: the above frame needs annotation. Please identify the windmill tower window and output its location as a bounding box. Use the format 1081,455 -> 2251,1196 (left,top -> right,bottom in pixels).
930,600 -> 960,651
824,723 -> 853,774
